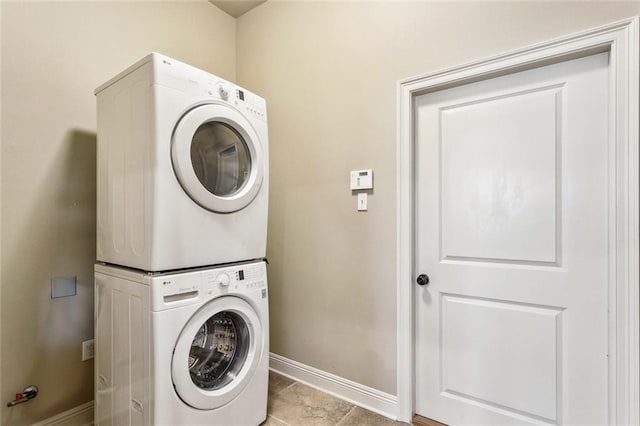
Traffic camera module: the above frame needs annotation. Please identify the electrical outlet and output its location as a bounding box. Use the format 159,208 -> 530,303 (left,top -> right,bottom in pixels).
82,339 -> 95,361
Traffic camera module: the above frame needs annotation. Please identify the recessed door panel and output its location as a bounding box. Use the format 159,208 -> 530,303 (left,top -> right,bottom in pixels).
441,87 -> 560,264
441,295 -> 562,422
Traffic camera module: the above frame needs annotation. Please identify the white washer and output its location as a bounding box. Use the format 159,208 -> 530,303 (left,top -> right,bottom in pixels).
95,53 -> 269,271
94,260 -> 269,426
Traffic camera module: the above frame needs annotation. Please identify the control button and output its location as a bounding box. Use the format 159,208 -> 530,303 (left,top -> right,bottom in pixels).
217,273 -> 230,288
218,84 -> 230,101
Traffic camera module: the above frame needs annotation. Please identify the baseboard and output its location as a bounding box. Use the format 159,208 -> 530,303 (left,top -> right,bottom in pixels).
31,401 -> 94,426
269,352 -> 398,420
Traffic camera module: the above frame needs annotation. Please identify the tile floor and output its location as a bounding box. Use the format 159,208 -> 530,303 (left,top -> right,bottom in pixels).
263,371 -> 411,426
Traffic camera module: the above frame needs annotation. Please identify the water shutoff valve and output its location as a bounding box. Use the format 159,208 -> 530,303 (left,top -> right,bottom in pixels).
7,385 -> 38,407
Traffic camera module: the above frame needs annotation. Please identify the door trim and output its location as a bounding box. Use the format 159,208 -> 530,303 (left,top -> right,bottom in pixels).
396,17 -> 639,424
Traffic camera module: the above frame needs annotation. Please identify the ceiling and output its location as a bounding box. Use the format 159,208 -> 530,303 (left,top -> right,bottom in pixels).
209,1 -> 266,18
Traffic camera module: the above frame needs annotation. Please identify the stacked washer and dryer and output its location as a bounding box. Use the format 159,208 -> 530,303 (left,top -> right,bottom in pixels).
93,53 -> 270,425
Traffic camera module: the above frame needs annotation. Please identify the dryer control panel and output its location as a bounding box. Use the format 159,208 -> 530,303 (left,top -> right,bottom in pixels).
232,87 -> 267,122
207,79 -> 267,123
147,52 -> 267,123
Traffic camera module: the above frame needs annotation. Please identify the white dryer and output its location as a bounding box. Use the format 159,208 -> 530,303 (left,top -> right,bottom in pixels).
95,53 -> 268,271
94,260 -> 269,425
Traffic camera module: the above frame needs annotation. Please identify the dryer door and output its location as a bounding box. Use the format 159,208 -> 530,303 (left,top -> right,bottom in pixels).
172,296 -> 264,409
171,104 -> 264,213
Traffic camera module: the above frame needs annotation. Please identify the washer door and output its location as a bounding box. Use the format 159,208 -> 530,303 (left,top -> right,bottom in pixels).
171,104 -> 264,213
172,296 -> 263,409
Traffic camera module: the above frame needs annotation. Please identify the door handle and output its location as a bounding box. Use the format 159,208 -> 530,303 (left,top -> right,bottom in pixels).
416,274 -> 430,286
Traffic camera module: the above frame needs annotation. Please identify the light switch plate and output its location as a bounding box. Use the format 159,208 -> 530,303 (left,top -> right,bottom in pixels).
357,193 -> 368,211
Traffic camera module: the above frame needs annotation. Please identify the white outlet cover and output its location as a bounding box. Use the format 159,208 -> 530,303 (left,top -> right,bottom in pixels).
82,339 -> 95,361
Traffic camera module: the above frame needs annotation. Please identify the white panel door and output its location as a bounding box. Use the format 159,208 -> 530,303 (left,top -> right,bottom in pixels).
415,52 -> 610,425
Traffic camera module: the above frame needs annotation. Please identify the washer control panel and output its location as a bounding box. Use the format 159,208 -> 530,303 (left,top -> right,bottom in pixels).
150,261 -> 267,311
206,265 -> 267,293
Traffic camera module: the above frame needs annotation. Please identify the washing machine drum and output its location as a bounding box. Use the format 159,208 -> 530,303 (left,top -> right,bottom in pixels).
171,104 -> 265,213
172,296 -> 264,409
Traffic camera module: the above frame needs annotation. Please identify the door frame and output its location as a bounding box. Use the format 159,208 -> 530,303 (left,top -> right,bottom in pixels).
396,17 -> 639,424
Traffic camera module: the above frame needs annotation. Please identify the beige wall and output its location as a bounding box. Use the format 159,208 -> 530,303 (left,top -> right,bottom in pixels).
3,1 -> 640,423
237,1 -> 640,394
0,2 -> 235,424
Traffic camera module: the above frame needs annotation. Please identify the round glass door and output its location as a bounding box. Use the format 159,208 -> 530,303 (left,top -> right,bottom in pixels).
172,296 -> 264,410
190,122 -> 251,199
172,104 -> 264,213
189,311 -> 250,390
